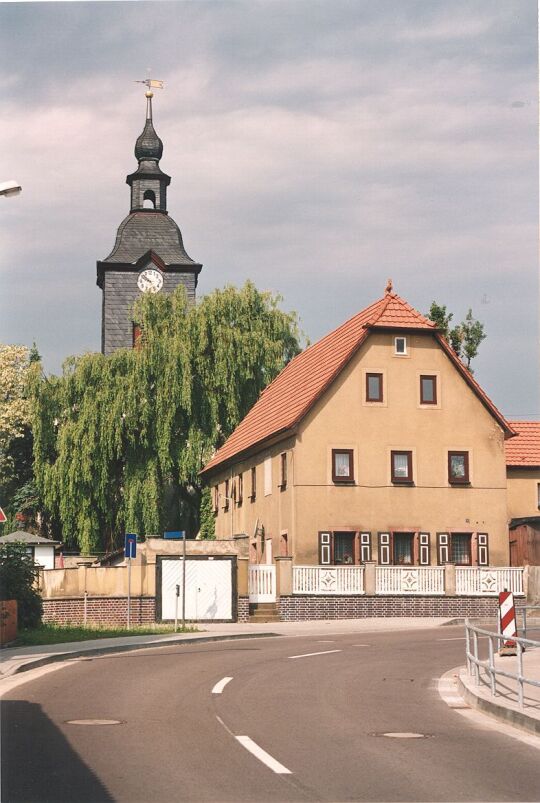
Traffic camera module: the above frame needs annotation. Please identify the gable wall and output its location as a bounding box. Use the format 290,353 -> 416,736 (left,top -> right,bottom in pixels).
292,330 -> 508,564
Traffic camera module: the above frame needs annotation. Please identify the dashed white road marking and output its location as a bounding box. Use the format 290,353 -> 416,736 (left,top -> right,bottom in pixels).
215,715 -> 235,737
438,637 -> 466,641
352,644 -> 371,647
316,640 -> 335,643
288,649 -> 341,660
235,735 -> 292,774
212,676 -> 233,694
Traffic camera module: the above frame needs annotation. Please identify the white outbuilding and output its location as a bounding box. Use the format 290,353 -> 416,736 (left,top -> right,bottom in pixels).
0,531 -> 60,570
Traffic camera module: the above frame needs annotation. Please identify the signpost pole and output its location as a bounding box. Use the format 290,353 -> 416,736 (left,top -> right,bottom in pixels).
182,531 -> 186,630
127,555 -> 131,629
124,534 -> 137,630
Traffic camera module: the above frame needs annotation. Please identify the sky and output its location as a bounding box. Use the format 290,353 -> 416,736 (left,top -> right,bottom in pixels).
0,0 -> 538,419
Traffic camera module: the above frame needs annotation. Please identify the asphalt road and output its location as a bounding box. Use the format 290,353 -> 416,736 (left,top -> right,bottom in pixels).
2,625 -> 540,802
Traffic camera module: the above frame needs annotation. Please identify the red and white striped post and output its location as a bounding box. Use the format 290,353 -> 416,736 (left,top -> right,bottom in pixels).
498,590 -> 517,655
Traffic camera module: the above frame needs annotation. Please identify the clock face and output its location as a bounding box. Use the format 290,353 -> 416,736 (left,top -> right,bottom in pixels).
137,268 -> 164,293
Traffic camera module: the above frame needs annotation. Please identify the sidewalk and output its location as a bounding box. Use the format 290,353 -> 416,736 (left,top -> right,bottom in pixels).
458,641 -> 540,736
1,616 -> 449,680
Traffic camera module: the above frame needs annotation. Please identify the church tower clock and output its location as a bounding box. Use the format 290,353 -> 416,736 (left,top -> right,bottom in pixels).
97,89 -> 202,354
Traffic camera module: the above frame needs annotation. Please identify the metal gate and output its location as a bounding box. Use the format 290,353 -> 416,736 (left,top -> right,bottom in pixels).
159,557 -> 234,621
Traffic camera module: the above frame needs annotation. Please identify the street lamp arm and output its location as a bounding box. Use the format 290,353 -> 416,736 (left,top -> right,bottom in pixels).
0,180 -> 22,198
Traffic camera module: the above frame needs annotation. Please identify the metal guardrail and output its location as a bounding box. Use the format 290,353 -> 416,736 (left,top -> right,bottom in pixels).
465,618 -> 540,709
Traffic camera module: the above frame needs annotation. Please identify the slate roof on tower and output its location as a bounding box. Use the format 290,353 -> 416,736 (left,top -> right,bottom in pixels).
103,212 -> 197,265
201,289 -> 515,476
505,421 -> 540,467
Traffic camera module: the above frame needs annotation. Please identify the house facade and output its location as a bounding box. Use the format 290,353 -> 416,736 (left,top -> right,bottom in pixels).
201,287 -> 515,573
506,422 -> 540,519
506,421 -> 540,566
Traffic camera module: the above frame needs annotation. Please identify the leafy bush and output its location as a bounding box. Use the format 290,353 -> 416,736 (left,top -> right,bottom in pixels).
0,542 -> 43,628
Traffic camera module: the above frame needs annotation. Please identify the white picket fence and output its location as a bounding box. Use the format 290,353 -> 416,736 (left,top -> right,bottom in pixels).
293,566 -> 365,595
376,566 -> 445,595
249,565 -> 276,602
455,567 -> 524,596
290,565 -> 524,597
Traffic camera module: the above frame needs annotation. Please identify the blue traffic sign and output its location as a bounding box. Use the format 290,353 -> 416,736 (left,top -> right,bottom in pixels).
164,530 -> 186,540
124,533 -> 137,559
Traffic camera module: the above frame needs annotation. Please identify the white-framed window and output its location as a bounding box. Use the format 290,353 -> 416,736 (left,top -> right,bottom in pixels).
394,336 -> 407,356
264,457 -> 272,496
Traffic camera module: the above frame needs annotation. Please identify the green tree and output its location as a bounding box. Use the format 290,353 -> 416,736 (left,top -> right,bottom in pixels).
427,302 -> 485,371
460,308 -> 487,370
0,344 -> 43,533
0,542 -> 43,628
198,486 -> 216,540
30,283 -> 302,553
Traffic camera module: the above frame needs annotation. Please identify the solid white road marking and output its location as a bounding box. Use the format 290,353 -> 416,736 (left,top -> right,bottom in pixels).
236,735 -> 292,774
288,649 -> 342,659
212,676 -> 233,694
438,667 -> 540,750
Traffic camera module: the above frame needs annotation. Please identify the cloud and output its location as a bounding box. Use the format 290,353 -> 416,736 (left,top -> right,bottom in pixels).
0,0 -> 537,415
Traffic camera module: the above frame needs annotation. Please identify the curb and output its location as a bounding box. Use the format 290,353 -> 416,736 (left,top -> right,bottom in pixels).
458,672 -> 540,737
0,632 -> 281,680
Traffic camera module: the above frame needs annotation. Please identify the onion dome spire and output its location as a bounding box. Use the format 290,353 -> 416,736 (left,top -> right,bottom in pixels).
126,87 -> 170,213
134,91 -> 163,162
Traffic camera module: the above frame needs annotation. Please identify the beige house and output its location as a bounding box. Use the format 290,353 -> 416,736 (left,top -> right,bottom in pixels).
201,286 -> 516,571
506,422 -> 540,519
505,422 -> 540,566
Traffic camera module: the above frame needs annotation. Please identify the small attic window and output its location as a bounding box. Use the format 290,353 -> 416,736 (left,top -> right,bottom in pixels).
143,190 -> 156,209
394,336 -> 407,356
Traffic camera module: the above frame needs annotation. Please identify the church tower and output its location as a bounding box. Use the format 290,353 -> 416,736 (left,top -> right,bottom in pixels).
97,89 -> 202,354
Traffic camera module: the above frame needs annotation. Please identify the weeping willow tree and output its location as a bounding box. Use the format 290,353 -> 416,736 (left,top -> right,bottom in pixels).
30,283 -> 302,554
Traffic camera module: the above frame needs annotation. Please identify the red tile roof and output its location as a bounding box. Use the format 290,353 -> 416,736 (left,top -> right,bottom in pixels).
201,291 -> 514,476
505,421 -> 540,467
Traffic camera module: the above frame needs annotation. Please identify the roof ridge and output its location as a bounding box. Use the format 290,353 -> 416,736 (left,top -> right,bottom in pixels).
201,292 -> 514,476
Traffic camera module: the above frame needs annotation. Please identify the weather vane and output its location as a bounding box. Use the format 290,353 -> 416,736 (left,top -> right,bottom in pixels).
134,77 -> 164,120
135,78 -> 164,95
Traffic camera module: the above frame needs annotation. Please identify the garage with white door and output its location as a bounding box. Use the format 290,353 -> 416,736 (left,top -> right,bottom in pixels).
157,555 -> 236,622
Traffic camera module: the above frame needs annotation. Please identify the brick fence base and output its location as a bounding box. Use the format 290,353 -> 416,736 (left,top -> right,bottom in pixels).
42,597 -> 156,627
278,595 -> 503,620
42,594 -> 517,626
238,597 -> 250,622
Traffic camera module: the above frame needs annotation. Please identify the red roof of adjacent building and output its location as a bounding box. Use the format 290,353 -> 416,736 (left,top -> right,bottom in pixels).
505,421 -> 540,467
201,290 -> 515,476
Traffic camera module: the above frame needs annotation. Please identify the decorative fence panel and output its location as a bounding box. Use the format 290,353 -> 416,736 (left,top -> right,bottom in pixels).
293,566 -> 365,595
456,567 -> 524,596
376,567 -> 445,595
249,565 -> 276,602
